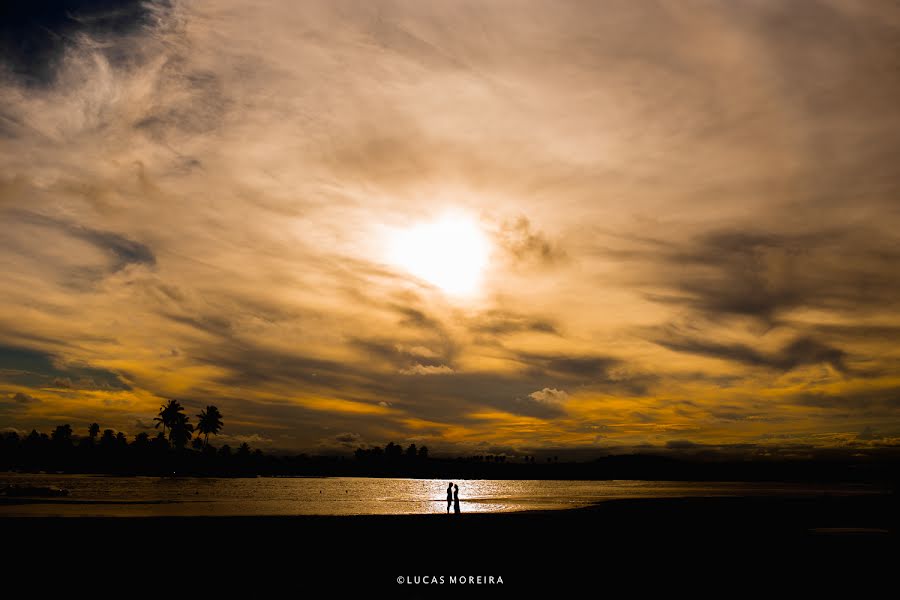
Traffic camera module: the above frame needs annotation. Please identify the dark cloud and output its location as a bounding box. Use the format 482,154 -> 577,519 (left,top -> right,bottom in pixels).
199,342 -> 364,391
509,352 -> 657,396
710,411 -> 746,422
468,310 -> 559,336
0,0 -> 160,85
349,338 -> 406,368
545,357 -> 618,378
633,228 -> 900,324
350,337 -> 452,372
0,392 -> 37,414
74,226 -> 156,271
163,313 -> 234,339
12,392 -> 37,404
496,216 -> 566,266
707,406 -> 790,424
9,211 -> 155,275
52,377 -> 73,388
496,398 -> 565,420
0,345 -> 129,390
655,333 -> 848,373
333,432 -> 362,447
51,375 -> 117,389
391,304 -> 446,333
791,387 -> 900,415
808,323 -> 900,343
518,353 -> 619,380
856,426 -> 883,442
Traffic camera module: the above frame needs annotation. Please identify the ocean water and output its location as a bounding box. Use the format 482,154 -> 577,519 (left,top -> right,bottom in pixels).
0,473 -> 880,517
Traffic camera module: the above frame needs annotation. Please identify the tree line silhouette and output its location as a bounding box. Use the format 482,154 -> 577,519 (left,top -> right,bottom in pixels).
354,441 -> 430,462
0,400 -> 270,476
2,400 -> 898,482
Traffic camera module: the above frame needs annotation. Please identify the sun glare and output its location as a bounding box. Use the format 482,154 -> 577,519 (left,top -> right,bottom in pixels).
388,213 -> 491,296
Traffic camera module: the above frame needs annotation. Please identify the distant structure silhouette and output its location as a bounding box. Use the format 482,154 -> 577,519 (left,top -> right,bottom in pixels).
447,482 -> 453,513
453,484 -> 460,514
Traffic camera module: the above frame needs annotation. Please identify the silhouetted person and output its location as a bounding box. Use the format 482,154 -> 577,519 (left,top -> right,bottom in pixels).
453,484 -> 460,514
447,482 -> 453,513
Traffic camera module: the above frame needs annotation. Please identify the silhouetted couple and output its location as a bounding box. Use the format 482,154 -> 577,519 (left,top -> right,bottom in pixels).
447,482 -> 460,514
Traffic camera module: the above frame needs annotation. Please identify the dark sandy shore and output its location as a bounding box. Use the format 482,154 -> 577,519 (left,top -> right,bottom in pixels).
5,494 -> 896,594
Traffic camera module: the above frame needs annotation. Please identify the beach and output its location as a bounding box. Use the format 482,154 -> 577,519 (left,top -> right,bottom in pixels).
5,493 -> 895,595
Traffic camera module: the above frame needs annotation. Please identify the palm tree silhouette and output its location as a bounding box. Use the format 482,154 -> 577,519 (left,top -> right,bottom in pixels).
154,403 -> 171,438
88,423 -> 100,441
168,413 -> 194,450
154,400 -> 184,440
196,406 -> 224,448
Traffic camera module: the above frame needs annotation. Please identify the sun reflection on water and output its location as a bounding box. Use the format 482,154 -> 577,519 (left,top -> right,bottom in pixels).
0,473 -> 874,517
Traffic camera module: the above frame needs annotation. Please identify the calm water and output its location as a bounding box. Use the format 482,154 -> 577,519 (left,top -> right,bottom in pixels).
0,473 -> 881,517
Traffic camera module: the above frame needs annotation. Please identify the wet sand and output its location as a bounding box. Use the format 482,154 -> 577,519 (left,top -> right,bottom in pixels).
5,494 -> 896,594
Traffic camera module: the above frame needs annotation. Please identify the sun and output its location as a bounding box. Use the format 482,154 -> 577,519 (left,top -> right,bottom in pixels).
387,212 -> 491,296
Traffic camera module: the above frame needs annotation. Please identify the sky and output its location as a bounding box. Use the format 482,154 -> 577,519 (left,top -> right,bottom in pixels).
1,0 -> 899,457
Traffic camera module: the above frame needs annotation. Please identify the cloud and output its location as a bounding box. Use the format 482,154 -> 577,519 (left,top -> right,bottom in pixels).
0,346 -> 130,391
351,337 -> 454,373
11,392 -> 37,404
791,387 -> 900,416
856,426 -> 882,442
6,211 -> 159,276
515,353 -> 620,379
0,0 -> 157,85
395,344 -> 439,359
495,216 -> 566,267
468,310 -> 559,336
399,364 -> 455,376
617,227 -> 900,333
334,432 -> 362,446
509,388 -> 570,419
0,392 -> 37,414
0,0 -> 898,453
528,388 -> 569,405
654,333 -> 848,373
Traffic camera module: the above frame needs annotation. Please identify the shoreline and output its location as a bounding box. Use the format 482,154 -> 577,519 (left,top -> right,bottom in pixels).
1,488 -> 892,515
3,492 -> 895,526
5,494 -> 895,593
